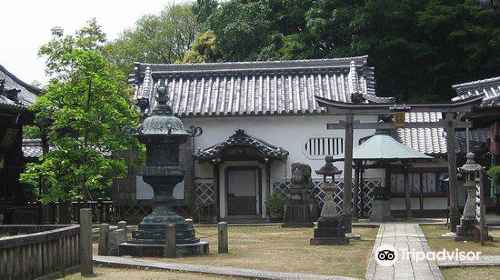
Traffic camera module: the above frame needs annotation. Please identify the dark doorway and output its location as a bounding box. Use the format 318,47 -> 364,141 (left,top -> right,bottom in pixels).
226,167 -> 261,216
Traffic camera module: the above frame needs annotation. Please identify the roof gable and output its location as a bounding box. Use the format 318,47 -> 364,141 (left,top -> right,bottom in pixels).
0,64 -> 40,107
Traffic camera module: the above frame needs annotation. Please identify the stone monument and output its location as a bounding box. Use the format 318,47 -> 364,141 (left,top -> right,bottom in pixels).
310,156 -> 349,245
370,186 -> 393,222
119,83 -> 208,257
283,163 -> 318,227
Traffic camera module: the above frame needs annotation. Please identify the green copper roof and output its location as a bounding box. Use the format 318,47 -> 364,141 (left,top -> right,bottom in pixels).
334,132 -> 433,161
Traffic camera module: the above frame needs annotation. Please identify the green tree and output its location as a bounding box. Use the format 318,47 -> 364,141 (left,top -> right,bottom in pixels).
21,20 -> 142,217
199,0 -> 500,101
105,4 -> 199,74
183,30 -> 223,63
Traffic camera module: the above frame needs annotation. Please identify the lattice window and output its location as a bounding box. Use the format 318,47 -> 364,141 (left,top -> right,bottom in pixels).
194,180 -> 215,206
303,137 -> 344,158
272,178 -> 382,215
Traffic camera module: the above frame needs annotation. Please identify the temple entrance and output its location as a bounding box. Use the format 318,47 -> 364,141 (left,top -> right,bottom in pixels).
226,167 -> 261,216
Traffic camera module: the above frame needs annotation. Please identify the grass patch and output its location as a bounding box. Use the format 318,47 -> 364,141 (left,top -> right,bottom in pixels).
63,267 -> 240,280
441,267 -> 500,280
142,226 -> 377,279
421,225 -> 500,256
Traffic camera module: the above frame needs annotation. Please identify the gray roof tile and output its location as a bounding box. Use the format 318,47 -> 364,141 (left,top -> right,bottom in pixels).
131,56 -> 375,117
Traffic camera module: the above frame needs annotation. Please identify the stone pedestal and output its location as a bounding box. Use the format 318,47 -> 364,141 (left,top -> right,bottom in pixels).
310,181 -> 348,245
283,163 -> 317,227
119,242 -> 209,257
370,199 -> 393,222
310,218 -> 349,245
283,188 -> 317,227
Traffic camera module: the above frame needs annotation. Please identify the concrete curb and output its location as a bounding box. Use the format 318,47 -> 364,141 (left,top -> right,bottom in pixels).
94,256 -> 361,280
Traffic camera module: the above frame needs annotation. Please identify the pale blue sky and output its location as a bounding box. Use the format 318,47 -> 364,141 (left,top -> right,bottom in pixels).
1,0 -> 189,85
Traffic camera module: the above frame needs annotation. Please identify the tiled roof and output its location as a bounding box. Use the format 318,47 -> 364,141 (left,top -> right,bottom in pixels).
455,128 -> 490,153
195,129 -> 289,162
397,112 -> 490,155
452,76 -> 500,107
398,112 -> 447,155
0,64 -> 40,110
130,56 -> 376,117
22,139 -> 43,159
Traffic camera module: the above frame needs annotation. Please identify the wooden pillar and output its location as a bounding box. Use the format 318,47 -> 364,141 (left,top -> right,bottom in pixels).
343,113 -> 354,233
353,162 -> 360,218
360,167 -> 365,218
213,161 -> 220,220
265,161 -> 271,218
445,113 -> 460,232
403,163 -> 412,220
79,208 -> 93,276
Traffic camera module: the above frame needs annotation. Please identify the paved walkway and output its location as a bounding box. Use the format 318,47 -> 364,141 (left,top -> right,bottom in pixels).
365,223 -> 444,280
94,255 -> 361,280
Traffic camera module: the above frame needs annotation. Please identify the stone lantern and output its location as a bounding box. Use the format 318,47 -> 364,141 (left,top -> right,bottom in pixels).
119,83 -> 208,257
455,152 -> 485,241
310,156 -> 349,245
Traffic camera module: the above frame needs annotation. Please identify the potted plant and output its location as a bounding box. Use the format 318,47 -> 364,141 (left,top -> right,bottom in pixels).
267,194 -> 286,221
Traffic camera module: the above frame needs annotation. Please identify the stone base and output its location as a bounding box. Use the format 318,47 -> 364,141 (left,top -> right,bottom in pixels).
310,217 -> 349,245
441,232 -> 457,239
310,237 -> 349,245
346,233 -> 361,240
283,188 -> 317,227
118,241 -> 209,257
370,199 -> 392,222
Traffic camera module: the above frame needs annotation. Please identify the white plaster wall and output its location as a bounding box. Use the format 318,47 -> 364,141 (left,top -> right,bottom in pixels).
182,114 -> 380,181
182,114 -> 381,218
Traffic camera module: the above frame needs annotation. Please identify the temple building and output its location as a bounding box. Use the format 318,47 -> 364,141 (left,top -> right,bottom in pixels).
116,56 -> 494,221
0,64 -> 39,223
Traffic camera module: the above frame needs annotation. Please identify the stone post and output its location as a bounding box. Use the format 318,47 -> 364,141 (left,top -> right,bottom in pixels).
164,224 -> 177,258
218,222 -> 228,254
342,113 -> 354,233
118,221 -> 128,240
79,208 -> 93,276
98,223 -> 110,256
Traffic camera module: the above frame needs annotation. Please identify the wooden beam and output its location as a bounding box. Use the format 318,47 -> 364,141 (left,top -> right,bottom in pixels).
343,114 -> 354,233
316,94 -> 484,115
327,120 -> 471,130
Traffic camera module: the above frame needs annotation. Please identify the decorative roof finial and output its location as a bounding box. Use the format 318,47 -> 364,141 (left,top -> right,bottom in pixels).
152,82 -> 173,116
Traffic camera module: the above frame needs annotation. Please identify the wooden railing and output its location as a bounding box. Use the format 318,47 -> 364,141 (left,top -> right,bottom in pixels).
0,225 -> 80,280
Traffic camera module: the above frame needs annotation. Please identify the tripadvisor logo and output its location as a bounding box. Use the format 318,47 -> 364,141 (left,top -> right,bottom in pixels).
375,244 -> 481,267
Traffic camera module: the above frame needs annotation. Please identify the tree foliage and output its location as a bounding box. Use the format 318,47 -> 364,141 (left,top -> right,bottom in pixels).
199,0 -> 500,101
21,20 -> 142,203
183,30 -> 222,63
104,4 -> 200,74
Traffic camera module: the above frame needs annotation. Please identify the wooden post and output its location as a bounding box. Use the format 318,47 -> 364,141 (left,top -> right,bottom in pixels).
213,161 -> 220,220
218,222 -> 228,254
353,163 -> 360,218
79,208 -> 93,276
164,224 -> 177,258
98,223 -> 110,256
403,163 -> 412,220
446,113 -> 460,232
343,113 -> 354,233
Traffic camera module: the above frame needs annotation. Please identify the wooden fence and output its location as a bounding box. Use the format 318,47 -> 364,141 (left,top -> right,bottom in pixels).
0,225 -> 80,280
